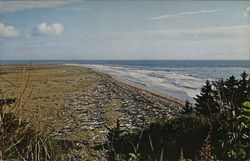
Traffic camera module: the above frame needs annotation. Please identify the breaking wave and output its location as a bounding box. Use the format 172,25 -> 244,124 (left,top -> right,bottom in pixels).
69,63 -> 249,102
71,64 -> 205,102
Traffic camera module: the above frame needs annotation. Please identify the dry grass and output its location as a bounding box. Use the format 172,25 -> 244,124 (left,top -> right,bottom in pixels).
105,99 -> 120,126
0,64 -> 98,135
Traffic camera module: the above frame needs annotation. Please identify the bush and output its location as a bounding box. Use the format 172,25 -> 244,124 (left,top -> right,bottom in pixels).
106,114 -> 211,160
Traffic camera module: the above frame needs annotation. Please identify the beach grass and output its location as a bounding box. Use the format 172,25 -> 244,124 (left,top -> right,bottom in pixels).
0,65 -> 98,136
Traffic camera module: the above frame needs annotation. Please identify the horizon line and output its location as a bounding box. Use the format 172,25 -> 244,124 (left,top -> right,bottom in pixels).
1,59 -> 249,61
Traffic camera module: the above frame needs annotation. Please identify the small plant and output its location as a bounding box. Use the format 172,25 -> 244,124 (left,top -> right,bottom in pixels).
106,119 -> 124,160
200,130 -> 216,161
128,153 -> 140,161
181,100 -> 194,115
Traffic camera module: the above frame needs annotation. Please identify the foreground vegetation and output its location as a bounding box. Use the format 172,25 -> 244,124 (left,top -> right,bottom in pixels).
1,65 -> 249,161
106,72 -> 250,161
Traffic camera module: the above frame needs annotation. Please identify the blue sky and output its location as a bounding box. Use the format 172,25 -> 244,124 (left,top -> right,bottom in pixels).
0,0 -> 249,60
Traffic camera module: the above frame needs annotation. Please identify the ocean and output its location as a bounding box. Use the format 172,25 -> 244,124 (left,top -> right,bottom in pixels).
1,60 -> 249,102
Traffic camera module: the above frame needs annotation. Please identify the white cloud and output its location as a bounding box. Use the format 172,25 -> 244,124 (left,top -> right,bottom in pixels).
149,9 -> 221,20
243,6 -> 250,17
0,1 -> 78,13
34,23 -> 64,36
0,23 -> 20,38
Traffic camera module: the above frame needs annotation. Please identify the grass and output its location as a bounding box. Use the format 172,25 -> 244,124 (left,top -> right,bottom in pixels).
105,99 -> 121,126
0,64 -> 98,136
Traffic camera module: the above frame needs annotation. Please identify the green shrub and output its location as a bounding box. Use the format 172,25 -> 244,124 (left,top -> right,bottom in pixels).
106,114 -> 211,160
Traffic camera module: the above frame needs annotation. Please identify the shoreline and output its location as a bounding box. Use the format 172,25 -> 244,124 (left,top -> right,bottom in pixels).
69,64 -> 185,106
94,68 -> 185,106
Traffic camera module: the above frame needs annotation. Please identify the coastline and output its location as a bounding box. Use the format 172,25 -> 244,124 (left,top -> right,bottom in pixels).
90,67 -> 185,106
68,64 -> 186,105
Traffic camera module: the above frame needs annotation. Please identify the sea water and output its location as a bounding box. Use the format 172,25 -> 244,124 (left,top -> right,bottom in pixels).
1,60 -> 249,102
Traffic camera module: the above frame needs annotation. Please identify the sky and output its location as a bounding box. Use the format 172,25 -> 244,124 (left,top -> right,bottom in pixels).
0,0 -> 249,60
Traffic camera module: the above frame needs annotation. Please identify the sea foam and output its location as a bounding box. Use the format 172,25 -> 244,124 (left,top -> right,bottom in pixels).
74,64 -> 206,102
68,63 -> 248,102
